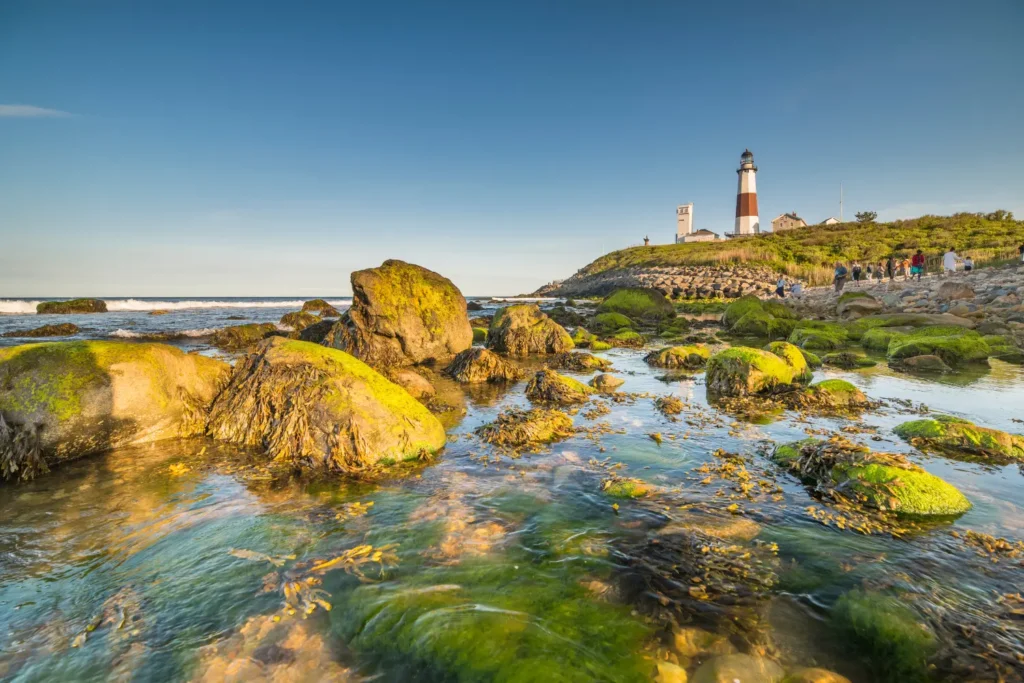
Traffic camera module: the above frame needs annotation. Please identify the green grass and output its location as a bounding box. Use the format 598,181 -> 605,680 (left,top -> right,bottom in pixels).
574,213 -> 1024,286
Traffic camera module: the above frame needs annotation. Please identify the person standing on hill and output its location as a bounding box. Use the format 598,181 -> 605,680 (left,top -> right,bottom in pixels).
834,262 -> 849,292
911,250 -> 926,280
886,256 -> 896,280
851,262 -> 862,285
942,247 -> 959,276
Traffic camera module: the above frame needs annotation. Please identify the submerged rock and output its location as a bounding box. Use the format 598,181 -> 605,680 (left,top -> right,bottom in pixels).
36,298 -> 107,314
1,323 -> 80,338
0,341 -> 229,481
279,310 -> 320,332
325,260 -> 472,367
443,347 -> 525,384
645,344 -> 711,369
691,654 -> 784,683
525,369 -> 594,404
894,414 -> 1024,461
206,337 -> 446,473
705,347 -> 806,397
475,407 -> 574,448
596,287 -> 675,322
547,351 -> 611,373
772,438 -> 971,517
820,351 -> 876,369
589,373 -> 625,392
606,329 -> 646,348
898,354 -> 951,373
300,298 -> 341,317
487,304 -> 574,355
211,323 -> 280,352
602,476 -> 652,499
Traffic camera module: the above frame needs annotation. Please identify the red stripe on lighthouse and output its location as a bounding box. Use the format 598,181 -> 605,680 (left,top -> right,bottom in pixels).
736,193 -> 758,217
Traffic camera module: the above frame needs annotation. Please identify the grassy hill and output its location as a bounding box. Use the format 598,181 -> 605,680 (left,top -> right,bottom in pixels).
577,213 -> 1024,286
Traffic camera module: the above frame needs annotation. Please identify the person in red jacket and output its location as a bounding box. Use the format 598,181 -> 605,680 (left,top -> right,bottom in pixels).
911,249 -> 926,281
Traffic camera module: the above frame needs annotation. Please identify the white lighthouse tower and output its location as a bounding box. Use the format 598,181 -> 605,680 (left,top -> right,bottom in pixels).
734,149 -> 760,235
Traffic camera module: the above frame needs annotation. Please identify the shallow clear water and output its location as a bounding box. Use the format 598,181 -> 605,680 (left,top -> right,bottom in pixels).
1,342 -> 1023,682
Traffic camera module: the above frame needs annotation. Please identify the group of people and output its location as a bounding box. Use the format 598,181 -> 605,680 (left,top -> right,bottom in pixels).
832,248 -> 976,292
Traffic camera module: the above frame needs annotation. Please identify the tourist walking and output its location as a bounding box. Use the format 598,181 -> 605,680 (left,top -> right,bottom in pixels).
834,262 -> 849,292
911,250 -> 925,280
964,256 -> 974,273
886,256 -> 895,280
874,261 -> 884,280
901,256 -> 912,280
852,262 -> 862,285
942,247 -> 959,276
775,276 -> 786,298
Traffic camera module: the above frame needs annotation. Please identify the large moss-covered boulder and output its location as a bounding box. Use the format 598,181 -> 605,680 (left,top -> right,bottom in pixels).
0,341 -> 229,481
207,337 -> 445,473
705,347 -> 805,397
279,310 -> 320,332
722,295 -> 798,339
772,438 -> 971,517
597,288 -> 675,323
831,589 -> 937,683
764,341 -> 813,382
325,260 -> 472,367
301,298 -> 341,317
722,295 -> 766,328
525,369 -> 594,404
443,348 -> 525,384
570,326 -> 597,348
487,304 -> 573,355
645,344 -> 711,369
788,379 -> 869,413
36,298 -> 107,314
894,415 -> 1024,462
788,321 -> 849,351
590,312 -> 634,334
211,323 -> 279,352
2,323 -> 80,338
886,326 -> 992,367
846,313 -> 976,340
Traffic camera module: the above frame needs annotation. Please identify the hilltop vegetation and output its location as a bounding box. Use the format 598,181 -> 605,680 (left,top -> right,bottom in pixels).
577,213 -> 1023,286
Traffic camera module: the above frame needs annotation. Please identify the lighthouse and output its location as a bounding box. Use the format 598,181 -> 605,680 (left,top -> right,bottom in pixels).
734,149 -> 759,235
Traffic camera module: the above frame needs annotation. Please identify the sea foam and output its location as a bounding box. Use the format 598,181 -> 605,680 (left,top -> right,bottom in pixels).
0,299 -> 350,315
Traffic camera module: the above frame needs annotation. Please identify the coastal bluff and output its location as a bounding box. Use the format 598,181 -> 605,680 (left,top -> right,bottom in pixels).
534,263 -> 780,299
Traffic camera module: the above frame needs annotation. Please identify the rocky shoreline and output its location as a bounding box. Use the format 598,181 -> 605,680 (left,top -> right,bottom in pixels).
533,264 -> 782,299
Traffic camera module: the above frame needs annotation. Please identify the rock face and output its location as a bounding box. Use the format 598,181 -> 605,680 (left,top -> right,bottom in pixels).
301,298 -> 341,317
596,288 -> 675,322
773,438 -> 971,516
0,341 -> 229,481
524,369 -> 594,404
36,298 -> 107,314
644,344 -> 711,369
207,337 -> 446,473
279,310 -> 321,331
487,304 -> 574,355
325,260 -> 472,368
443,348 -> 525,384
211,323 -> 280,352
894,414 -> 1024,461
705,347 -> 806,397
1,323 -> 80,338
386,368 -> 436,399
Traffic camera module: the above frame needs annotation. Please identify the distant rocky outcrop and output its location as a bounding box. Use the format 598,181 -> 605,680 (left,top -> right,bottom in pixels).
324,260 -> 472,368
0,341 -> 229,481
534,265 -> 781,299
210,323 -> 280,352
36,299 -> 107,314
279,310 -> 320,331
2,323 -> 80,338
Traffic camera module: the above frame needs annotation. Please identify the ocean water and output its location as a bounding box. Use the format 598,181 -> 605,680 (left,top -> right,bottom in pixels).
1,305 -> 1023,682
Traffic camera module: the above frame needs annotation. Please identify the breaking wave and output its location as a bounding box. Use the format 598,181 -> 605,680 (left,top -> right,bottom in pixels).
0,299 -> 350,315
110,328 -> 221,340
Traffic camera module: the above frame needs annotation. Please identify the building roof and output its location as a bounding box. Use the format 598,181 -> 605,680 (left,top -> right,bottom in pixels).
693,229 -> 718,235
772,212 -> 805,222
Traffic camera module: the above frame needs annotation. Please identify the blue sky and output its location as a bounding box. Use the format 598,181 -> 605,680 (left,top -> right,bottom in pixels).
2,0 -> 1022,296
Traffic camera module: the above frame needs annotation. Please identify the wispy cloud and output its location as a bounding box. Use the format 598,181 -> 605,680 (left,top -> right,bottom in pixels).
0,104 -> 74,118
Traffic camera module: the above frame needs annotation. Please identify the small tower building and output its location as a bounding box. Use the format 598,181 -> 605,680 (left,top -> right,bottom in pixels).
675,203 -> 694,243
734,149 -> 759,235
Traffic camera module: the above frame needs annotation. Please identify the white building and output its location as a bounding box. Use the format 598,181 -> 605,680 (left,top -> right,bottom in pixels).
820,216 -> 841,225
675,202 -> 720,243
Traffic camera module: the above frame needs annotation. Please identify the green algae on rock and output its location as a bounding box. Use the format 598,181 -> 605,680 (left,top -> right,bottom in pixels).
472,326 -> 488,343
832,589 -> 937,683
820,351 -> 877,369
723,295 -> 799,340
475,407 -> 574,448
597,287 -> 675,322
211,323 -> 280,352
300,298 -> 341,317
644,344 -> 711,370
325,260 -> 473,367
207,337 -> 446,473
570,326 -> 597,348
279,310 -> 321,332
602,476 -> 652,499
772,438 -> 971,517
525,369 -> 594,404
705,346 -> 805,397
885,326 -> 993,367
0,341 -> 229,481
590,311 -> 634,334
797,379 -> 869,411
36,298 -> 107,314
487,304 -> 574,356
590,340 -> 612,351
763,341 -> 813,382
787,321 -> 849,351
443,347 -> 525,384
1,323 -> 80,338
606,329 -> 646,348
894,414 -> 1024,461
656,316 -> 692,339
